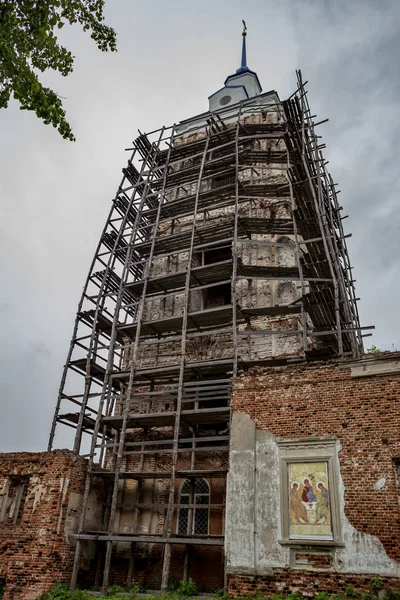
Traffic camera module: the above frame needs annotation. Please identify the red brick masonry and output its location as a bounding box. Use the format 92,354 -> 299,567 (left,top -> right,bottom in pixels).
1,354 -> 400,598
0,451 -> 87,600
229,572 -> 400,597
229,353 -> 400,595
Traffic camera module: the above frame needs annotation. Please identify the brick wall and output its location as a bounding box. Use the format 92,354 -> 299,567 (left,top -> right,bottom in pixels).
228,353 -> 400,595
0,450 -> 88,600
229,572 -> 400,597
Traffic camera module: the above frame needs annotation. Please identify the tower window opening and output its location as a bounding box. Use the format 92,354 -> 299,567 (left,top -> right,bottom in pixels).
204,283 -> 231,309
177,478 -> 210,535
202,246 -> 232,308
204,246 -> 232,265
212,169 -> 235,189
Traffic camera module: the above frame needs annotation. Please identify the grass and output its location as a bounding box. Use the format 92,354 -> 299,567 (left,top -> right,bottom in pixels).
37,583 -> 400,600
38,579 -> 198,600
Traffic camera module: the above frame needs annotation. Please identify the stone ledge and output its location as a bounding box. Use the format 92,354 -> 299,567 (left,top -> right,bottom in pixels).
339,358 -> 400,378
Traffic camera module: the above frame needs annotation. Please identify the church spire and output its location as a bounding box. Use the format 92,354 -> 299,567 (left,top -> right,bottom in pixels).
236,20 -> 251,75
208,20 -> 262,111
241,20 -> 247,69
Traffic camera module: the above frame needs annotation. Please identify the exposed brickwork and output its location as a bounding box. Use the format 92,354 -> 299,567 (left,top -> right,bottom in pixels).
229,572 -> 400,596
0,451 -> 88,600
229,353 -> 400,593
294,553 -> 333,569
3,355 -> 400,597
87,452 -> 227,590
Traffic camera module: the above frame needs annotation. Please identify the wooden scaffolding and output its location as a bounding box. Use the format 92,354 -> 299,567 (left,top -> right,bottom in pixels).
48,71 -> 366,592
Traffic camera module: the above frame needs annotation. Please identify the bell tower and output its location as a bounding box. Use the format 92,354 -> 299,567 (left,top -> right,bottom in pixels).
48,25 -> 363,593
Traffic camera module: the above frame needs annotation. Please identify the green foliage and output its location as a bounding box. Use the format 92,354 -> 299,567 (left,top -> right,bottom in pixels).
0,0 -> 117,140
36,582 -> 400,600
271,594 -> 286,600
40,583 -> 73,600
371,581 -> 383,592
107,585 -> 123,596
168,579 -> 181,592
176,579 -> 198,596
366,345 -> 382,354
213,589 -> 229,600
126,583 -> 147,594
72,591 -> 93,600
384,590 -> 400,600
315,593 -> 330,600
39,585 -> 97,600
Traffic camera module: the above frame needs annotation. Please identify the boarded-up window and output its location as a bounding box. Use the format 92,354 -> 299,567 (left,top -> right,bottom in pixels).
0,477 -> 29,524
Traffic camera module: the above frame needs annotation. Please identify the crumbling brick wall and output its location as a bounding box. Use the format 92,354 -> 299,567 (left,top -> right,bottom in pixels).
229,573 -> 400,597
0,450 -> 89,600
228,352 -> 400,595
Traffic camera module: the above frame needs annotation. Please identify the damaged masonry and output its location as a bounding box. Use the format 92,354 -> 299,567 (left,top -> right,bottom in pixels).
1,27 -> 400,600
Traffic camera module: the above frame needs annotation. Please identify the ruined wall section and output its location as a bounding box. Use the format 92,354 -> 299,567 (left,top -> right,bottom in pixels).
0,451 -> 104,600
226,353 -> 400,595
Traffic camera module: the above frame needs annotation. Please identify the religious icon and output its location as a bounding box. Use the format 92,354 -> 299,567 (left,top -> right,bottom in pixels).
288,462 -> 332,539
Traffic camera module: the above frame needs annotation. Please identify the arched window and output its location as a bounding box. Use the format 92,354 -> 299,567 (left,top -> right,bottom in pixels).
177,478 -> 210,535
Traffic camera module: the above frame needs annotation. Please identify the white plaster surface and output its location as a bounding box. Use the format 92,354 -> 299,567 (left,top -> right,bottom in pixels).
225,411 -> 400,577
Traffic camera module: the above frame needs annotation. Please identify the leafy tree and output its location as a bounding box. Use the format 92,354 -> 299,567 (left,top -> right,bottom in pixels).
0,0 -> 117,141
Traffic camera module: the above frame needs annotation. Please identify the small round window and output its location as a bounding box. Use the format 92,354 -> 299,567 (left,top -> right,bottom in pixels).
219,95 -> 232,106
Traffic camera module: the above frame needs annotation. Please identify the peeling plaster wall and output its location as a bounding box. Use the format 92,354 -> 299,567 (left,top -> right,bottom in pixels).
130,107 -> 304,381
226,412 -> 400,578
227,354 -> 400,592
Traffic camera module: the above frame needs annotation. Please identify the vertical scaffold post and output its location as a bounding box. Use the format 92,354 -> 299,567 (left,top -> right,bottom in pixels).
70,128 -> 164,592
160,129 -> 211,592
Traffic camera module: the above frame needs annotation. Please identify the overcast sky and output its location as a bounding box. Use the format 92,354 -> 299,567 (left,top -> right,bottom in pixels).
1,0 -> 399,452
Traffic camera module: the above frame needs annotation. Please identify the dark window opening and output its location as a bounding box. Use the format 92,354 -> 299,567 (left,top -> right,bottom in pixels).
204,283 -> 231,309
0,477 -> 29,525
192,252 -> 202,268
203,246 -> 232,308
212,169 -> 235,189
177,478 -> 209,535
219,95 -> 232,106
191,247 -> 233,309
204,246 -> 232,265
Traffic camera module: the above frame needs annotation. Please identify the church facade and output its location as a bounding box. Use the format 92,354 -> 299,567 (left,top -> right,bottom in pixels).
1,28 -> 400,600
